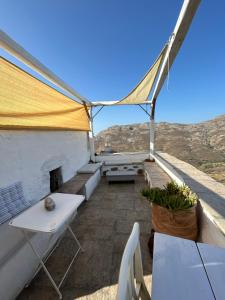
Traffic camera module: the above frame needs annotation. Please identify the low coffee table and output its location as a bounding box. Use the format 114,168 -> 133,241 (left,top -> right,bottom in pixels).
106,170 -> 136,183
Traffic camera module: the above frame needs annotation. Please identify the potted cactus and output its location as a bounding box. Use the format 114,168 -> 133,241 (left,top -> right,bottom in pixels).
142,181 -> 198,245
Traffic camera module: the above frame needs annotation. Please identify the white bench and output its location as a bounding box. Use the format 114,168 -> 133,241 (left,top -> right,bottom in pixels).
58,163 -> 102,200
152,233 -> 225,300
77,163 -> 102,200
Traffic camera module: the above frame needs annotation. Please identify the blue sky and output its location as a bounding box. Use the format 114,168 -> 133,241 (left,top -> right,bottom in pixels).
1,0 -> 225,133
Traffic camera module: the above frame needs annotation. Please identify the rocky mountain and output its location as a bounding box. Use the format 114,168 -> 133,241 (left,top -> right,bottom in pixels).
95,114 -> 225,184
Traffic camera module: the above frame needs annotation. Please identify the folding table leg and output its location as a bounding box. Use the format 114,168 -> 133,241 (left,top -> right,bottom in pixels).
68,225 -> 84,252
22,230 -> 63,299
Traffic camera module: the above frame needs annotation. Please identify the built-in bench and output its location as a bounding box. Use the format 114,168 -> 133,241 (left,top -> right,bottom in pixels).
104,160 -> 142,166
144,161 -> 171,188
102,161 -> 143,177
106,170 -> 137,183
57,163 -> 102,200
57,173 -> 92,194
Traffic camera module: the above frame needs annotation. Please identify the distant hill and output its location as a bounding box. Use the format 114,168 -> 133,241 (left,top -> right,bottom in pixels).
95,114 -> 225,184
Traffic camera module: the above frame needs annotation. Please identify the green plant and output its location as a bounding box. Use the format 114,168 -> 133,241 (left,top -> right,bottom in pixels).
141,181 -> 198,211
164,181 -> 180,195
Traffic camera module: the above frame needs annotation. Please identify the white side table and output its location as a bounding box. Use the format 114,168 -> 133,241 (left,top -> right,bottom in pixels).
9,193 -> 85,299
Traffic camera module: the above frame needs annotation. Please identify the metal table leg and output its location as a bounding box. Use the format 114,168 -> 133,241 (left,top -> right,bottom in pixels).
22,225 -> 83,299
57,225 -> 84,289
68,225 -> 84,252
22,229 -> 63,299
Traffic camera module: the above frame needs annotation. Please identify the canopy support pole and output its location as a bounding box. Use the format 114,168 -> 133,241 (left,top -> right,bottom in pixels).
149,101 -> 156,160
149,0 -> 201,160
136,103 -> 154,159
89,107 -> 96,162
150,0 -> 201,116
89,105 -> 106,161
149,112 -> 155,161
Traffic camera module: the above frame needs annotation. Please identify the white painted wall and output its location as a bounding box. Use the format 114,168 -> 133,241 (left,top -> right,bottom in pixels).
0,130 -> 90,202
0,130 -> 90,300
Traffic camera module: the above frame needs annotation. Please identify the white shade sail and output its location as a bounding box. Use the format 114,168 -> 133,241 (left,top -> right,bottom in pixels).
116,45 -> 167,105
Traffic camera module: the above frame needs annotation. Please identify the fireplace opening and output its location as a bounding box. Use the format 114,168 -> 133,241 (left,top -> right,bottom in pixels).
49,167 -> 62,192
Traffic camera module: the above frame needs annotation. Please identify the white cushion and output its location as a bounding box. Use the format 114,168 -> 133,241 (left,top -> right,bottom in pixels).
77,163 -> 102,174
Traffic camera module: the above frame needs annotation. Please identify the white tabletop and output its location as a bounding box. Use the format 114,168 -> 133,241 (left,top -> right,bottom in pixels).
9,193 -> 85,233
152,233 -> 216,300
198,242 -> 225,300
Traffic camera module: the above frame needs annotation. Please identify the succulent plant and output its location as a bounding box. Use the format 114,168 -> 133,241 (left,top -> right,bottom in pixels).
141,181 -> 197,211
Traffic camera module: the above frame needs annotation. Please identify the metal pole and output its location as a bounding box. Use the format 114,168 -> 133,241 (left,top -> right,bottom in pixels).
149,112 -> 155,161
150,0 -> 201,103
149,0 -> 201,160
89,107 -> 96,162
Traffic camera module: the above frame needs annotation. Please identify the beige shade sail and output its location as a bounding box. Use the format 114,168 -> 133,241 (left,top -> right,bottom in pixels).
0,57 -> 90,131
116,44 -> 167,105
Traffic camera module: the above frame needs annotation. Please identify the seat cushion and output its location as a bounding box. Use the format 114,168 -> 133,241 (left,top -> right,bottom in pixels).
0,198 -> 12,224
77,163 -> 102,174
0,182 -> 30,224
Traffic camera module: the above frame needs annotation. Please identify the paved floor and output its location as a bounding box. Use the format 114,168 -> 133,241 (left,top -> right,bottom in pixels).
18,164 -> 170,300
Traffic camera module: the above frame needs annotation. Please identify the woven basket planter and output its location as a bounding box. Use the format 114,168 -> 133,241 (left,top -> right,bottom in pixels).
151,202 -> 198,241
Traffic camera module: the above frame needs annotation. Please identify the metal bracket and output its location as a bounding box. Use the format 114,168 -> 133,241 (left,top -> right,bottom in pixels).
92,105 -> 104,119
137,104 -> 150,117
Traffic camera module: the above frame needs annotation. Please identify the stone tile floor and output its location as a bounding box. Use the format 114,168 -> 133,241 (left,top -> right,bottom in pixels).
18,168 -> 169,300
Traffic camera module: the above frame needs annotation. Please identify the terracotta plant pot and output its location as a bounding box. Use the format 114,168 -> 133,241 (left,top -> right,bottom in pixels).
151,202 -> 198,241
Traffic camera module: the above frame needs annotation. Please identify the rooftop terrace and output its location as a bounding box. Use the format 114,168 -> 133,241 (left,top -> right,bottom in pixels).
17,163 -> 170,299
8,150 -> 225,299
